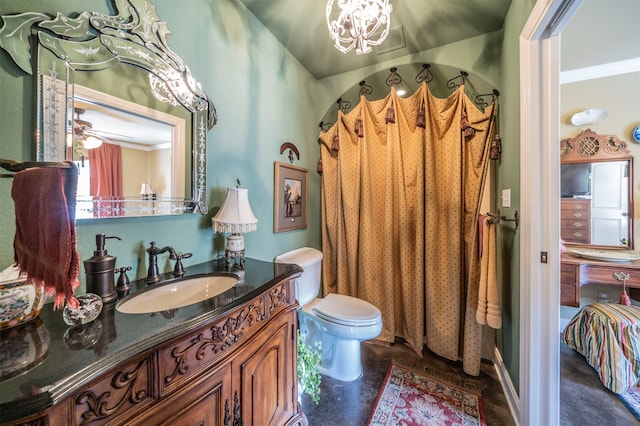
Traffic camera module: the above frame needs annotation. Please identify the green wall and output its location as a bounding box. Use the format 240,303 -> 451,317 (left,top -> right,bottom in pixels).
0,0 -> 322,283
0,0 -> 532,395
496,0 -> 537,393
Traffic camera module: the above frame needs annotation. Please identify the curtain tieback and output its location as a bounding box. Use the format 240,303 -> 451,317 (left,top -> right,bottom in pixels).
331,132 -> 340,151
355,118 -> 364,137
416,101 -> 426,129
461,109 -> 476,138
385,105 -> 395,124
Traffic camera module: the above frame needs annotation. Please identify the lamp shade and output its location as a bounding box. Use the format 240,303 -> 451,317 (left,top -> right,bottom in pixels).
140,183 -> 154,195
212,187 -> 258,234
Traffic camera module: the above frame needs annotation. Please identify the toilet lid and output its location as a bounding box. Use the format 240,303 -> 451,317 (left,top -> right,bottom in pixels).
312,293 -> 381,326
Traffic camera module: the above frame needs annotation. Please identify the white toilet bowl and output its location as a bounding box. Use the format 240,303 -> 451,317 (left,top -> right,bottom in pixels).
300,294 -> 382,381
274,247 -> 383,382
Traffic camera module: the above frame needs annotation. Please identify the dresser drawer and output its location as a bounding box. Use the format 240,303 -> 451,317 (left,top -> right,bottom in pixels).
581,265 -> 640,287
561,199 -> 589,210
561,219 -> 589,230
561,262 -> 577,278
561,228 -> 589,243
561,209 -> 589,220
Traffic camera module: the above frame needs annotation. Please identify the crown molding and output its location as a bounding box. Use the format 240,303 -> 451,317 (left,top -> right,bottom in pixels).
560,57 -> 640,84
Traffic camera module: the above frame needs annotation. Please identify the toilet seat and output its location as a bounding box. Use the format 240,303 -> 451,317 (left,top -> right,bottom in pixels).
276,248 -> 383,382
312,293 -> 381,327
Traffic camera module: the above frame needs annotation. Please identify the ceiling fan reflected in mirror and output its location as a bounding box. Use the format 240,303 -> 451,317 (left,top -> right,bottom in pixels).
70,108 -> 133,159
72,108 -> 102,150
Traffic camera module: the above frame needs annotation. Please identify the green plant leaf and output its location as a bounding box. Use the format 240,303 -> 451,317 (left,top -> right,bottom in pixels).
297,331 -> 322,404
0,12 -> 48,74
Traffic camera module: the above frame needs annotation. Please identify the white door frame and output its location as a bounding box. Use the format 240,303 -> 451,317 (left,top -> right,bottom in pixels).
519,0 -> 582,424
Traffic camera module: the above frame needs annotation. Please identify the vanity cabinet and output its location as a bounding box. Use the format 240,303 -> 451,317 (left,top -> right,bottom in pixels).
4,274 -> 303,426
233,312 -> 297,425
561,199 -> 590,244
560,254 -> 640,307
137,362 -> 232,426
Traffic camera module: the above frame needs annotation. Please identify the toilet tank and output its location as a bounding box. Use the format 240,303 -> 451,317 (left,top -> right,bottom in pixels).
274,247 -> 322,306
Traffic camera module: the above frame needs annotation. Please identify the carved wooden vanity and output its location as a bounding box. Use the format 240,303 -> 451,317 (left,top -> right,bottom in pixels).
0,259 -> 305,426
561,254 -> 640,307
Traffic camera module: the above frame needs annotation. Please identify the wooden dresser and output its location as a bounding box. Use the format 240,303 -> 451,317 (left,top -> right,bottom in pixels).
561,253 -> 640,307
561,199 -> 591,244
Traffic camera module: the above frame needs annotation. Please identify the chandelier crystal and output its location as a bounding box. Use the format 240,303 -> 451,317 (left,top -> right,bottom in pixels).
326,0 -> 393,55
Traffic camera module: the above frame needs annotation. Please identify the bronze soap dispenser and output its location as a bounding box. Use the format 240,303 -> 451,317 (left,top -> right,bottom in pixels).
84,234 -> 121,304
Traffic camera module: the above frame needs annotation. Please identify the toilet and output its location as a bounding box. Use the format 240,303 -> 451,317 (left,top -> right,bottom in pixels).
275,247 -> 382,382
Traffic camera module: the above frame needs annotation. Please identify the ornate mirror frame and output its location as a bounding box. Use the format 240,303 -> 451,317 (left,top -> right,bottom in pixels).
0,0 -> 216,216
560,128 -> 633,250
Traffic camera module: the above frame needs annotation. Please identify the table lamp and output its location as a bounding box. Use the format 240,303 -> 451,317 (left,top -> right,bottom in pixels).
212,187 -> 258,268
140,183 -> 155,200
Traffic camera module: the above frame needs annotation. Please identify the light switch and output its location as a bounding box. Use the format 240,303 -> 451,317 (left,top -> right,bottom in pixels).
501,189 -> 511,208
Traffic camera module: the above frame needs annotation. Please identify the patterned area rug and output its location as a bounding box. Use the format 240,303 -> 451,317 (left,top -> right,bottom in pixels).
618,386 -> 640,421
367,363 -> 486,426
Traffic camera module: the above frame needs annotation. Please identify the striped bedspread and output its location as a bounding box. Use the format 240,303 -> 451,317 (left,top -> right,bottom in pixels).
563,303 -> 640,394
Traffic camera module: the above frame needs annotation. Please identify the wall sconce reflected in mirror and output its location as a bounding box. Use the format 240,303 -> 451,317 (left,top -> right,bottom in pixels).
140,183 -> 155,200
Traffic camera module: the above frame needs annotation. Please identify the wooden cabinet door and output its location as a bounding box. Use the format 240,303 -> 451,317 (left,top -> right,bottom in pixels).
232,311 -> 297,426
136,364 -> 232,426
560,262 -> 579,307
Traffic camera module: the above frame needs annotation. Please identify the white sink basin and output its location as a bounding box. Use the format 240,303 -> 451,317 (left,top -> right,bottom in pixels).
116,274 -> 239,314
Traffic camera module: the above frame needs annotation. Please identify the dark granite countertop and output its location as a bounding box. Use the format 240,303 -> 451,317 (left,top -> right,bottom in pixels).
0,258 -> 301,423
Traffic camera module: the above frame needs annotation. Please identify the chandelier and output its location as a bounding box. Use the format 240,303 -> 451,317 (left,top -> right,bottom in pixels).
326,0 -> 393,55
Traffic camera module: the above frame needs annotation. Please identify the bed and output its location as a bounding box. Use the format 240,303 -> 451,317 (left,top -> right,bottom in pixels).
562,303 -> 640,394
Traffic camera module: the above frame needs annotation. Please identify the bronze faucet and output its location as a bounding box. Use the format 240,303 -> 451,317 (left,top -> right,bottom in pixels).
145,242 -> 177,283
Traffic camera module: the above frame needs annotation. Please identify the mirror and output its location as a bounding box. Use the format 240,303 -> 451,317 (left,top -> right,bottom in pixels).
71,81 -> 188,218
560,129 -> 633,249
0,0 -> 216,217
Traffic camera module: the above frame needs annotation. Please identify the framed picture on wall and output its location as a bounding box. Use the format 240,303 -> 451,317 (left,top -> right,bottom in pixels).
274,161 -> 308,233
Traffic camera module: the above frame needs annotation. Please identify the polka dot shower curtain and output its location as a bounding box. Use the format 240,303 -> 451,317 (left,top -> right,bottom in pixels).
318,83 -> 496,375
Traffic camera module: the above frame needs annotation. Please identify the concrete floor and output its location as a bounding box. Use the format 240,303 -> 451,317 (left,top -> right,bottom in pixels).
560,342 -> 638,425
299,339 -> 639,425
300,339 -> 515,425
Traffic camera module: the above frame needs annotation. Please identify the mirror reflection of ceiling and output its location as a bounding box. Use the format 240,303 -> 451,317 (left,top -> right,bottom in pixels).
74,97 -> 172,147
239,0 -> 512,80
